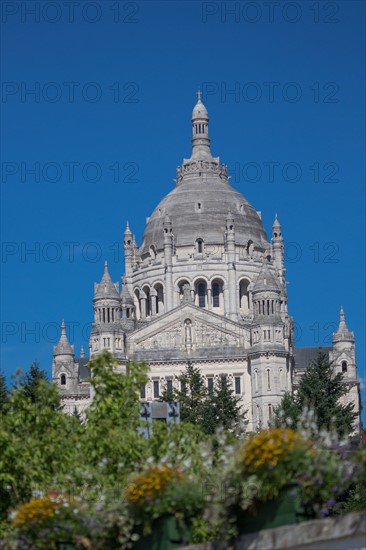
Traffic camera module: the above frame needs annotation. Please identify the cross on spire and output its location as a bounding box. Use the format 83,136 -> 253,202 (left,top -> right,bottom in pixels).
197,87 -> 202,101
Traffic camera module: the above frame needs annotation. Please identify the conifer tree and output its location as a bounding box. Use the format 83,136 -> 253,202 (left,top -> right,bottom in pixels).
209,374 -> 244,433
161,362 -> 208,425
161,363 -> 246,435
274,352 -> 358,436
13,360 -> 49,403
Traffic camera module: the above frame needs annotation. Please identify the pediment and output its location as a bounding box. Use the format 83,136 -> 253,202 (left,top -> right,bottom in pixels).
127,303 -> 249,353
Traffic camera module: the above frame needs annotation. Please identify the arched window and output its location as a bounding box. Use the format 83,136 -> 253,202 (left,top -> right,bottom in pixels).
134,289 -> 141,320
196,239 -> 204,254
279,368 -> 284,389
342,361 -> 348,373
212,281 -> 221,308
60,373 -> 66,385
254,369 -> 258,392
266,369 -> 271,390
142,287 -> 151,317
154,283 -> 165,314
247,240 -> 254,259
197,282 -> 206,307
239,280 -> 250,314
268,404 -> 273,423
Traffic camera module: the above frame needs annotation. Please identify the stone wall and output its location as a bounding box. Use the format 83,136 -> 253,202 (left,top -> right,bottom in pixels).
181,512 -> 366,550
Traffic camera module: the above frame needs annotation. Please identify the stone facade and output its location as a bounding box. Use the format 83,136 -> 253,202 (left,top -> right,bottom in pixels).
52,95 -> 361,431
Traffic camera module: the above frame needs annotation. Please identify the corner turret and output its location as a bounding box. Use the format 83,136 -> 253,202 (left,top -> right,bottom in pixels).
52,320 -> 76,391
330,307 -> 360,433
89,262 -> 124,358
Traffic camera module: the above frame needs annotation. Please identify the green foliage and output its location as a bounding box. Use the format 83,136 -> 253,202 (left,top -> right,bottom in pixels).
87,352 -> 148,427
0,375 -> 81,533
125,464 -> 205,537
0,370 -> 9,414
83,352 -> 149,483
88,495 -> 137,550
340,483 -> 366,514
204,374 -> 245,435
12,360 -> 48,404
161,362 -> 246,435
337,440 -> 366,514
0,353 -> 151,536
273,391 -> 301,427
160,362 -> 208,426
274,353 -> 358,436
1,351 -> 362,547
147,421 -> 210,476
0,494 -> 92,550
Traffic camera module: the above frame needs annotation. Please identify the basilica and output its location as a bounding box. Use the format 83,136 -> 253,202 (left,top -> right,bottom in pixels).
52,94 -> 361,431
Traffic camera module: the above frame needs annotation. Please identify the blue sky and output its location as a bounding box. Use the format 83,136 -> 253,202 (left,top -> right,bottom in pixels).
1,1 -> 365,420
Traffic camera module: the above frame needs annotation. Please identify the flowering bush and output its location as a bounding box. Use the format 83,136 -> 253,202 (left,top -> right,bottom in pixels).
214,425 -> 361,539
125,465 -> 184,508
297,446 -> 359,517
125,465 -> 205,535
1,492 -> 91,550
339,437 -> 366,513
240,428 -> 311,500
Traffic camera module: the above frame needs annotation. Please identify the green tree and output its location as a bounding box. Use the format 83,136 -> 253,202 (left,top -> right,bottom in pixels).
161,364 -> 246,435
13,359 -> 49,403
84,352 -> 149,481
160,362 -> 208,427
87,352 -> 149,427
274,352 -> 358,436
206,374 -> 245,435
273,391 -> 302,428
0,375 -> 80,526
0,369 -> 8,414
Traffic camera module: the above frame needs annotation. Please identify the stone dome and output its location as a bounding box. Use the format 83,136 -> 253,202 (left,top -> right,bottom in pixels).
140,176 -> 268,257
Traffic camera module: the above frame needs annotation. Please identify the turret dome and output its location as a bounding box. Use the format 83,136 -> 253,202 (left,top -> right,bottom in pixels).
192,97 -> 208,119
54,320 -> 74,356
94,261 -> 121,301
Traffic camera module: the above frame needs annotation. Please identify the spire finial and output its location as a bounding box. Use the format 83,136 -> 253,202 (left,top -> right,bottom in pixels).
104,260 -> 108,272
273,213 -> 280,226
191,92 -> 211,160
333,306 -> 354,343
54,319 -> 74,356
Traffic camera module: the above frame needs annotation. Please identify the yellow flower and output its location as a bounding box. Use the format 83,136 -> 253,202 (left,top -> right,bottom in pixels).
125,466 -> 184,507
241,428 -> 306,471
12,497 -> 57,527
